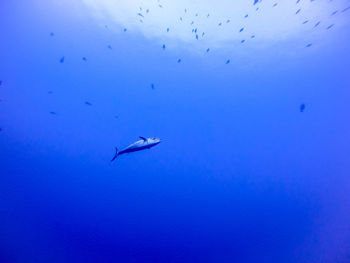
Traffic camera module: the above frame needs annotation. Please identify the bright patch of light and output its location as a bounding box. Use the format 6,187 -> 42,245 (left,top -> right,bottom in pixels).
83,0 -> 350,50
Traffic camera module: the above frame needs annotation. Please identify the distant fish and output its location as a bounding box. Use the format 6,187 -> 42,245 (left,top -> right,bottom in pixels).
184,8 -> 187,13
108,45 -> 112,49
137,13 -> 144,18
251,35 -> 255,38
158,4 -> 163,8
196,34 -> 198,40
162,44 -> 166,50
241,40 -> 245,43
331,10 -> 338,16
296,0 -> 300,3
314,21 -> 320,27
167,28 -> 169,32
48,91 -> 53,94
151,83 -> 155,90
85,101 -> 92,106
202,32 -> 205,37
123,28 -> 127,32
49,111 -> 57,115
177,58 -> 182,63
82,57 -> 87,61
146,9 -> 149,13
302,20 -> 309,24
180,17 -> 183,21
239,27 -> 244,32
306,43 -> 312,47
226,59 -> 230,64
0,128 -> 2,132
226,19 -> 230,23
245,14 -> 248,18
115,115 -> 119,119
218,22 -> 222,26
296,9 -> 301,14
327,24 -> 334,29
60,56 -> 65,63
253,0 -> 259,5
0,80 -> 2,86
50,32 -> 54,36
207,13 -> 210,18
191,21 -> 194,25
206,48 -> 210,52
194,28 -> 197,33
273,3 -> 278,7
300,104 -> 306,112
342,7 -> 350,13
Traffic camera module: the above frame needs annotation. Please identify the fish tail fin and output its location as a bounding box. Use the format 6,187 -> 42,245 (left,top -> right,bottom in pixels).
111,147 -> 119,162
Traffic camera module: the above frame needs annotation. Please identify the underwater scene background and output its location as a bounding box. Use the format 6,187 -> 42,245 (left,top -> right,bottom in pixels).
1,0 -> 350,262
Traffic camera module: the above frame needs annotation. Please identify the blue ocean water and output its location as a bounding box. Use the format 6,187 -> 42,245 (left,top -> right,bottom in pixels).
1,0 -> 350,262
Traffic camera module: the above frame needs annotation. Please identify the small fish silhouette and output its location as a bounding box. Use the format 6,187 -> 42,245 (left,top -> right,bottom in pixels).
226,59 -> 230,64
60,56 -> 65,63
85,101 -> 92,106
300,104 -> 306,112
342,7 -> 350,13
331,10 -> 338,16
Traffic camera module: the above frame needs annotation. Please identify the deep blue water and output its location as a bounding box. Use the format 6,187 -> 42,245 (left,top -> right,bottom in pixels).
1,0 -> 350,262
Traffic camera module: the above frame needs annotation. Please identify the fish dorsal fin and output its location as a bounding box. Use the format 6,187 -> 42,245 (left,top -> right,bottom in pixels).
139,136 -> 147,141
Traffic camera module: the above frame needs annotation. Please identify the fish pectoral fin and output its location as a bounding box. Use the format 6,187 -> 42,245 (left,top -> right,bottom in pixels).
139,136 -> 147,141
